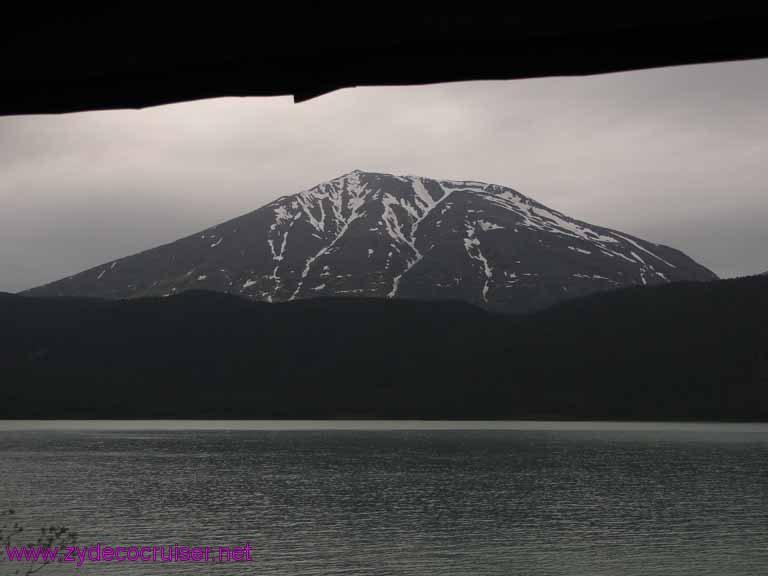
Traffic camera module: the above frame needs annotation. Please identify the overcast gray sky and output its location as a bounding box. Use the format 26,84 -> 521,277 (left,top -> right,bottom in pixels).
1,58 -> 766,293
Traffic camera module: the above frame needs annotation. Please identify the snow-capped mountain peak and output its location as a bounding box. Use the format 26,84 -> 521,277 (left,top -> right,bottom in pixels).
25,171 -> 717,313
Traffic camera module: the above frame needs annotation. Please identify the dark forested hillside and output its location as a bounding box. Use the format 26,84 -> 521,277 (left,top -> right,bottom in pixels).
2,274 -> 767,420
488,275 -> 768,420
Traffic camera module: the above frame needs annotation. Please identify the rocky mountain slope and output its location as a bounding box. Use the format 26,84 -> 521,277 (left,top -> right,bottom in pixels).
25,171 -> 717,313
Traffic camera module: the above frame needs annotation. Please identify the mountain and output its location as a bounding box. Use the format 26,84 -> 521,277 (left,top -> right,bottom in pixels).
3,274 -> 767,420
24,171 -> 717,313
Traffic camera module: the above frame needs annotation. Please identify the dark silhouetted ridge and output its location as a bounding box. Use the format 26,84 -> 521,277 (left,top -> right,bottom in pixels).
3,275 -> 767,420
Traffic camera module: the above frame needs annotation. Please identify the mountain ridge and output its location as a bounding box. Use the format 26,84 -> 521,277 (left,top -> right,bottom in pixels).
24,171 -> 717,314
4,274 -> 767,420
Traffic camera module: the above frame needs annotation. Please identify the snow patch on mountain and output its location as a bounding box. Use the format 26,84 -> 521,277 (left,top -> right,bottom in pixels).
290,172 -> 370,300
463,223 -> 493,302
386,178 -> 452,297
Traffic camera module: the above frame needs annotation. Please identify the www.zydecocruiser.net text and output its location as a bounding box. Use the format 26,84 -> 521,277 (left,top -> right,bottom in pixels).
3,543 -> 254,566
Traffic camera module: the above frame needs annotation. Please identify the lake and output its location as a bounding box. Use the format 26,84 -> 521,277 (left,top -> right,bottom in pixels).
1,420 -> 767,575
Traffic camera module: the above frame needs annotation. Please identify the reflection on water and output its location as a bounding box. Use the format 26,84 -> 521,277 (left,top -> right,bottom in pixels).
1,421 -> 767,575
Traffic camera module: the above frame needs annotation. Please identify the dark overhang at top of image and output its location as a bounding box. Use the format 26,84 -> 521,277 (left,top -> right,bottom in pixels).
2,5 -> 767,116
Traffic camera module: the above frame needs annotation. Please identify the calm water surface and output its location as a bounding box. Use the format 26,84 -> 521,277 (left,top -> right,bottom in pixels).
1,421 -> 767,575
